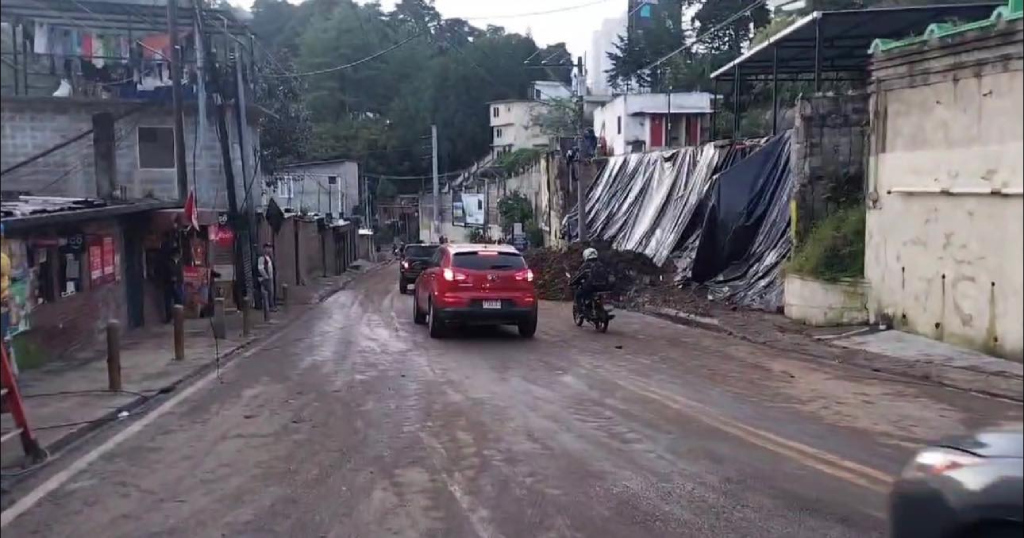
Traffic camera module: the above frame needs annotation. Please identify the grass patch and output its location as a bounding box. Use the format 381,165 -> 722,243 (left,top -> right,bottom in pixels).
788,206 -> 865,282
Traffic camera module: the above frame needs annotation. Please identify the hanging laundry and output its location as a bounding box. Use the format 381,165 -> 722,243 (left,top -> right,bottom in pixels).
140,32 -> 172,61
33,21 -> 50,54
92,33 -> 105,67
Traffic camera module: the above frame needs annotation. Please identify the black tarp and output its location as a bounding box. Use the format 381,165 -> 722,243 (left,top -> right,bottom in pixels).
689,132 -> 793,308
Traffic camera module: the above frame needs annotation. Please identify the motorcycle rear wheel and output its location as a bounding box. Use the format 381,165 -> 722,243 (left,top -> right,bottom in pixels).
572,304 -> 584,327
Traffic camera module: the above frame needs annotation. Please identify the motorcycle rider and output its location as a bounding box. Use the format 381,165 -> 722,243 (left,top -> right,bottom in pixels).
570,247 -> 610,315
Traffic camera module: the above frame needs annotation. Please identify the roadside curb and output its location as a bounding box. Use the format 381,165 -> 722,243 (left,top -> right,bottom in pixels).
640,305 -> 1024,404
2,272 -> 363,483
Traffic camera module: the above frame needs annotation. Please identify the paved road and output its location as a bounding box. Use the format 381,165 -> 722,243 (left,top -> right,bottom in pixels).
3,266 -> 1021,537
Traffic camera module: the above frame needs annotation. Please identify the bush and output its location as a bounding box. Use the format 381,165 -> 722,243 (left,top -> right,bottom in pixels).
788,207 -> 865,282
468,227 -> 488,243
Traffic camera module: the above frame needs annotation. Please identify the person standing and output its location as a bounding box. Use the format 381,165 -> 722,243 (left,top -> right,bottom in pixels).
257,243 -> 276,313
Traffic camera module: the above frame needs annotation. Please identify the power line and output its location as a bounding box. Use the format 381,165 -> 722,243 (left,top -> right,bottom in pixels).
263,32 -> 424,78
640,0 -> 768,73
460,0 -> 615,20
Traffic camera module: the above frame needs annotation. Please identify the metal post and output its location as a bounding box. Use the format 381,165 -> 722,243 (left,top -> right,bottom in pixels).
711,79 -> 718,141
241,295 -> 252,337
732,65 -> 741,139
167,0 -> 189,202
575,55 -> 587,242
106,321 -> 121,392
772,46 -> 779,136
212,297 -> 226,339
11,23 -> 19,95
281,283 -> 289,312
814,16 -> 822,93
431,124 -> 439,241
173,304 -> 185,361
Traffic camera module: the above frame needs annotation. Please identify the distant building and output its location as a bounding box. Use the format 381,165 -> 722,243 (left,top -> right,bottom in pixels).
488,81 -> 570,159
589,15 -> 627,96
269,159 -> 360,219
592,92 -> 714,155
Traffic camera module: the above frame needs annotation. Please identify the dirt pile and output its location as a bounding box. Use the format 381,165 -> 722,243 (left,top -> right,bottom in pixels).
524,242 -> 670,301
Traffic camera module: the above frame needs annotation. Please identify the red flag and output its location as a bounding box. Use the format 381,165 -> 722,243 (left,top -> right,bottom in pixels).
183,189 -> 199,230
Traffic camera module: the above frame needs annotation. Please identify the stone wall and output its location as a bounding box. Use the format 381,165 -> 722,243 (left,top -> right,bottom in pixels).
789,93 -> 869,242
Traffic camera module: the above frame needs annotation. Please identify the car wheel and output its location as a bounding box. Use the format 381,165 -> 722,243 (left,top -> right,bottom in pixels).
518,313 -> 538,338
398,279 -> 407,294
968,524 -> 1023,538
413,292 -> 427,325
428,298 -> 445,338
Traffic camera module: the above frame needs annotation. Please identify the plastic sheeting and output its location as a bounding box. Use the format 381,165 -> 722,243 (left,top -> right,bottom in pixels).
689,133 -> 793,308
564,134 -> 793,309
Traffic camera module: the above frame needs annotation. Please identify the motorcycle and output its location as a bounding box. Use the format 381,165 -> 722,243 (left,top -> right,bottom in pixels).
565,272 -> 615,333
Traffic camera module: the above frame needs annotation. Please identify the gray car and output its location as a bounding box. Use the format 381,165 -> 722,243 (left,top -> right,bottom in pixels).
889,425 -> 1023,538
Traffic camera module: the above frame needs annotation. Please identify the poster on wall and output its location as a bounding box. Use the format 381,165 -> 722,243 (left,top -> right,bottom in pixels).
102,236 -> 115,278
89,238 -> 104,283
462,193 -> 486,227
182,266 -> 210,313
452,199 -> 466,227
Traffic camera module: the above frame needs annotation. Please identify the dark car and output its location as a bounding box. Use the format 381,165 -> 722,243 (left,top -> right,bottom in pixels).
889,425 -> 1023,538
398,244 -> 439,294
412,243 -> 537,338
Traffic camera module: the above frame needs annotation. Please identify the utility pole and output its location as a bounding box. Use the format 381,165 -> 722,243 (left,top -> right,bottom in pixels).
431,124 -> 439,241
233,41 -> 256,303
167,0 -> 188,201
574,55 -> 587,243
197,1 -> 243,306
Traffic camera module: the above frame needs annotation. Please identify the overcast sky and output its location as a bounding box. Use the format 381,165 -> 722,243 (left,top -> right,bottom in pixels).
229,0 -> 629,62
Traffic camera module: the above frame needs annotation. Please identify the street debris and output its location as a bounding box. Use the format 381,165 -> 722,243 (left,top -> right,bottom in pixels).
525,242 -> 668,301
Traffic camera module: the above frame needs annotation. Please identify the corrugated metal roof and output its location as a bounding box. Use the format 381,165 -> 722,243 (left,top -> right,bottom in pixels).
0,196 -> 107,219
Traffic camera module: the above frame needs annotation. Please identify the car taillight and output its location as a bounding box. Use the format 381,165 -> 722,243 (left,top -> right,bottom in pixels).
514,269 -> 534,282
401,260 -> 409,269
442,268 -> 467,282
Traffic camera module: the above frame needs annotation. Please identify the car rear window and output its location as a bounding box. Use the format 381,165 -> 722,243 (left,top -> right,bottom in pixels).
452,252 -> 526,271
404,245 -> 438,259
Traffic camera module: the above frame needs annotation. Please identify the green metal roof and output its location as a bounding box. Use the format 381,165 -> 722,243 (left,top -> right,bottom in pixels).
870,0 -> 1023,53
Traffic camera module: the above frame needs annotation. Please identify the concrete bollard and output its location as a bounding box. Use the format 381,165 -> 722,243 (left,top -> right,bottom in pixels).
173,304 -> 185,361
281,284 -> 289,311
106,320 -> 121,392
212,297 -> 226,340
241,294 -> 252,337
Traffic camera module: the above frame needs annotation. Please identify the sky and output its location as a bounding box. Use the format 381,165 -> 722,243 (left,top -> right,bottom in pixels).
228,0 -> 631,62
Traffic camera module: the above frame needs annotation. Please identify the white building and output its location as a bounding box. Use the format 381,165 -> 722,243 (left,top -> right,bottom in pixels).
592,92 -> 714,155
589,15 -> 627,96
489,81 -> 570,159
269,159 -> 360,218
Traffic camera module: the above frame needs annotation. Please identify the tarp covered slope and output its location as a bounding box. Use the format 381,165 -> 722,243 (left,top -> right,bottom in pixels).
566,134 -> 793,309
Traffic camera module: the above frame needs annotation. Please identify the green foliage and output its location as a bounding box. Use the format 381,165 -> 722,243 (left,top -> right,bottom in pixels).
254,58 -> 312,175
249,0 -> 571,178
494,148 -> 543,177
376,178 -> 398,200
496,191 -> 534,237
526,223 -> 544,249
530,98 -> 581,139
788,206 -> 865,282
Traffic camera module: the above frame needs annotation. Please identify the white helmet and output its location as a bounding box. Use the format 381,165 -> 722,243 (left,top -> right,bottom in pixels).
583,247 -> 598,261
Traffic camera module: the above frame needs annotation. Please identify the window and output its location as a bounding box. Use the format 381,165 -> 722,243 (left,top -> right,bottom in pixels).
452,252 -> 526,271
494,127 -> 503,140
404,245 -> 439,259
534,88 -> 542,100
137,126 -> 176,169
492,106 -> 499,118
617,116 -> 622,135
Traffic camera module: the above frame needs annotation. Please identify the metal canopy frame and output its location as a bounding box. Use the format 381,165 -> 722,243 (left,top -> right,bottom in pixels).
709,3 -> 1002,137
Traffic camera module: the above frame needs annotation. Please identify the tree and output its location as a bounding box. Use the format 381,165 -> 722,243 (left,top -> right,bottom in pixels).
606,0 -> 687,91
497,191 -> 534,237
254,60 -> 312,175
530,98 -> 580,139
376,178 -> 398,200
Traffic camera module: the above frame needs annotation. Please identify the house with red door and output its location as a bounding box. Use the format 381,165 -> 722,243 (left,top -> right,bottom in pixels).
592,92 -> 714,155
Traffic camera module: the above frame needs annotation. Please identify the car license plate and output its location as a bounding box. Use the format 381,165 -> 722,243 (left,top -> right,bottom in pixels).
482,300 -> 501,309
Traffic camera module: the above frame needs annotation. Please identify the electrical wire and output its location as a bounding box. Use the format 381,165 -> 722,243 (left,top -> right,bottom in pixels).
459,0 -> 615,20
640,0 -> 769,72
263,32 -> 424,78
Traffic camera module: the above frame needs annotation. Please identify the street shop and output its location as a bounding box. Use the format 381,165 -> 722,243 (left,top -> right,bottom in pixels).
1,197 -> 172,369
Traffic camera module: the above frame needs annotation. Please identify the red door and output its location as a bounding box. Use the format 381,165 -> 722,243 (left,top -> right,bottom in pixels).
649,115 -> 665,148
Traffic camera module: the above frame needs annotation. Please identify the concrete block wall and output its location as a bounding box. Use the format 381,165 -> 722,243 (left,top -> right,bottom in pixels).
1,97 -> 258,210
789,93 -> 869,242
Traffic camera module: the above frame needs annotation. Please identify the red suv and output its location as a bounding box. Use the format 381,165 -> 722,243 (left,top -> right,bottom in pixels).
412,244 -> 538,338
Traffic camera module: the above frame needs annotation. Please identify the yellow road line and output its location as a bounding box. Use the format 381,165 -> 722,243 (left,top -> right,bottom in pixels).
612,376 -> 895,493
